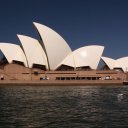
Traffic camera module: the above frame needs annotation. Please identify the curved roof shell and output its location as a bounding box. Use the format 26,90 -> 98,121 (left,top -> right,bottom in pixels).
101,56 -> 115,69
102,56 -> 128,72
0,43 -> 28,67
56,53 -> 75,69
115,57 -> 128,72
58,45 -> 104,69
33,22 -> 72,70
17,35 -> 48,68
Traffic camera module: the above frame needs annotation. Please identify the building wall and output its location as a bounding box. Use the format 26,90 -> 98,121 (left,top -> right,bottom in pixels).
0,64 -> 126,81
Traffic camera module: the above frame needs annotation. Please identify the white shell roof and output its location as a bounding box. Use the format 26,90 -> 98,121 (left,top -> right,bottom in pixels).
0,43 -> 28,67
115,57 -> 128,72
17,35 -> 48,68
33,22 -> 72,70
57,53 -> 75,69
102,56 -> 128,72
58,45 -> 104,69
101,56 -> 115,69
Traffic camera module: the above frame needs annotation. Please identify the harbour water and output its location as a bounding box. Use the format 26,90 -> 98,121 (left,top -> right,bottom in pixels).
0,85 -> 128,128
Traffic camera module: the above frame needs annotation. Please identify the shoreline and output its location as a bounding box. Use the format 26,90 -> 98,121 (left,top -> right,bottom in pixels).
0,80 -> 124,86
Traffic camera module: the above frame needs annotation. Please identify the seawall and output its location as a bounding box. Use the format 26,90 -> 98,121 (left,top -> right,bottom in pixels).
0,80 -> 124,86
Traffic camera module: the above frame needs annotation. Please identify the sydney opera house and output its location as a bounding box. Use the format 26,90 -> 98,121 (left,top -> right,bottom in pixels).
0,22 -> 127,84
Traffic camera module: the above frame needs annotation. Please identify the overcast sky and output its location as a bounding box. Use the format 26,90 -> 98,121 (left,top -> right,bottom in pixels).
0,0 -> 128,59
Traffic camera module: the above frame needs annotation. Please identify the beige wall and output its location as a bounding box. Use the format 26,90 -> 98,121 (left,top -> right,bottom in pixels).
0,64 -> 126,81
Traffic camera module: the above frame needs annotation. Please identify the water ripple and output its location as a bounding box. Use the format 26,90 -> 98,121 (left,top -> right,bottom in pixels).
0,85 -> 128,128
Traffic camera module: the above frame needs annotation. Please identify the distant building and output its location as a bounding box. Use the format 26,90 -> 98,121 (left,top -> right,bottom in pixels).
0,22 -> 104,71
0,22 -> 127,81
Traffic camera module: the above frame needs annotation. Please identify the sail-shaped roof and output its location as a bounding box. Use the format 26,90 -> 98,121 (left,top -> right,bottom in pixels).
0,43 -> 28,67
33,22 -> 72,70
17,35 -> 48,68
101,56 -> 115,69
58,45 -> 104,69
115,57 -> 128,72
102,56 -> 128,72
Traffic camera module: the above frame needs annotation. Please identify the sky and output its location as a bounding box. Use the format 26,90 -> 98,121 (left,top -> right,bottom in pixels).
0,0 -> 128,59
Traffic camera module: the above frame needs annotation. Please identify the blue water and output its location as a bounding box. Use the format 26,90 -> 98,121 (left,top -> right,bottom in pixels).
0,85 -> 128,128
